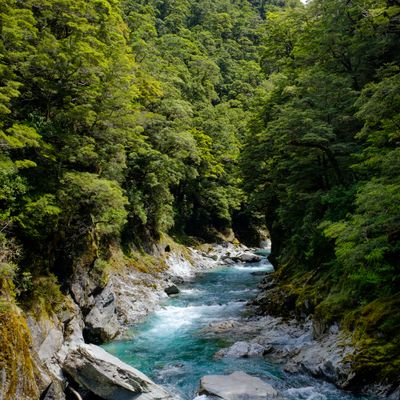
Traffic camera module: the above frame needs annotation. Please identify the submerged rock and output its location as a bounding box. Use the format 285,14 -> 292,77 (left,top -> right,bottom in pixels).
63,343 -> 173,400
164,285 -> 180,296
199,371 -> 279,399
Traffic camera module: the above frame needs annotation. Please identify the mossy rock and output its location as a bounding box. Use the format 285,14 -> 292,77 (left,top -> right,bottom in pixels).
259,259 -> 400,391
0,301 -> 40,399
127,251 -> 167,275
342,296 -> 400,390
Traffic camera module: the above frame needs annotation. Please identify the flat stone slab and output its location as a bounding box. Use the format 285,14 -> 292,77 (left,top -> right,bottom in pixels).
63,343 -> 173,400
199,371 -> 278,400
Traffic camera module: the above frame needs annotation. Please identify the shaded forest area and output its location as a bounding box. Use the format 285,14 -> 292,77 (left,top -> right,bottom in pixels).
242,0 -> 400,389
1,0 -> 399,393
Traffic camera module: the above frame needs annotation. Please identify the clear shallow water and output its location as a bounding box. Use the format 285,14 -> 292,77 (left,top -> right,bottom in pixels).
103,258 -> 372,400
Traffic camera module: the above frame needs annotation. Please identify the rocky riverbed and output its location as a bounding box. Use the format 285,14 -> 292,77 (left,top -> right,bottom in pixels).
202,316 -> 355,388
22,240 -> 399,400
24,241 -> 264,399
102,245 -> 398,400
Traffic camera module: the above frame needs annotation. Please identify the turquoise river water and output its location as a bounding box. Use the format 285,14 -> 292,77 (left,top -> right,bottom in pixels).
103,257 -> 374,400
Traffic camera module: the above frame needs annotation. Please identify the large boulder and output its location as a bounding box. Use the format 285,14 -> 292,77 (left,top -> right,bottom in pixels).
199,371 -> 279,400
63,344 -> 173,400
164,285 -> 180,296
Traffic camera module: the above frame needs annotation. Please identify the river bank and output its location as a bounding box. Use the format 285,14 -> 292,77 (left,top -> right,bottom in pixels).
199,273 -> 399,400
5,240 -> 398,400
10,240 -> 261,399
102,248 -> 397,400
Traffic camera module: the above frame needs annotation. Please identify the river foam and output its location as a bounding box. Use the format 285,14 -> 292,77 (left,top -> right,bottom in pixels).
149,301 -> 245,334
104,259 -> 373,400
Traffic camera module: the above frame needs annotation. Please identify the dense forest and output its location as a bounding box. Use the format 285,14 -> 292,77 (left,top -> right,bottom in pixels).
0,0 -> 266,309
242,0 -> 400,388
0,0 -> 399,397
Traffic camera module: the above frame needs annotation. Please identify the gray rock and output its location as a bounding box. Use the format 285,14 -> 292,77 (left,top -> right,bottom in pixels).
171,276 -> 185,285
26,311 -> 69,399
283,333 -> 355,387
84,284 -> 120,343
204,315 -> 355,390
38,328 -> 64,361
329,323 -> 340,335
63,343 -> 173,400
27,313 -> 65,364
241,253 -> 262,263
199,371 -> 279,400
164,285 -> 180,296
40,383 -> 65,400
232,253 -> 262,263
202,319 -> 241,334
215,341 -> 266,359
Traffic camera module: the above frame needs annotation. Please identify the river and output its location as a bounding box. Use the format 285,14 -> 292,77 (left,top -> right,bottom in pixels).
103,256 -> 372,400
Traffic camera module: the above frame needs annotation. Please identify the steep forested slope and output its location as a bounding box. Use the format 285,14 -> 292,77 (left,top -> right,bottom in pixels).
0,0 -> 399,397
0,1 -> 273,396
0,0 -> 269,308
120,0 -> 268,240
242,0 -> 400,390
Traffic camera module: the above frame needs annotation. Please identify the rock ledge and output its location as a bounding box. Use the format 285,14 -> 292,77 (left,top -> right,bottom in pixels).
63,343 -> 173,400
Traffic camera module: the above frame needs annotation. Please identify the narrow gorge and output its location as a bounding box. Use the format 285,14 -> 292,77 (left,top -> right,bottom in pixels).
1,0 -> 399,399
